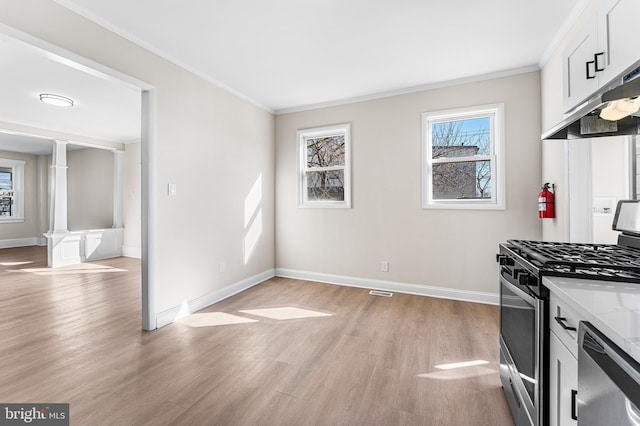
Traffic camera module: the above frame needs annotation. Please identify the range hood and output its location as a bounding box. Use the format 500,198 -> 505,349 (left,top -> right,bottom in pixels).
542,62 -> 640,140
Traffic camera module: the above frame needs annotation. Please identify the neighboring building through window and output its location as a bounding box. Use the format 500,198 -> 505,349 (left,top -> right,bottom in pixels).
0,159 -> 25,222
422,104 -> 505,210
298,123 -> 351,208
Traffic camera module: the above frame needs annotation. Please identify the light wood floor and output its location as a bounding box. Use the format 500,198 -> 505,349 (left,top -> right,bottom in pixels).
0,246 -> 513,425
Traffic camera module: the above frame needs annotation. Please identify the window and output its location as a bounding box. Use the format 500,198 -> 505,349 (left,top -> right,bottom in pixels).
422,104 -> 505,210
0,159 -> 25,222
298,123 -> 351,208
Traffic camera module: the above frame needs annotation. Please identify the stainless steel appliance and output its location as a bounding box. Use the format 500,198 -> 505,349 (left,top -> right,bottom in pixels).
577,321 -> 640,425
497,200 -> 640,425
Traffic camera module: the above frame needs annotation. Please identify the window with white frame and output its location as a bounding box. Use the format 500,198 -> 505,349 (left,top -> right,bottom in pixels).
422,104 -> 505,210
0,158 -> 25,222
298,123 -> 351,208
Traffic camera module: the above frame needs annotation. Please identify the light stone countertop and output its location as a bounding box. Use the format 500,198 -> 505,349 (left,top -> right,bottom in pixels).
543,276 -> 640,362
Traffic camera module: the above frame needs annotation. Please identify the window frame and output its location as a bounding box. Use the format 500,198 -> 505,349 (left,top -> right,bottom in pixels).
297,123 -> 352,209
0,158 -> 25,223
421,103 -> 505,210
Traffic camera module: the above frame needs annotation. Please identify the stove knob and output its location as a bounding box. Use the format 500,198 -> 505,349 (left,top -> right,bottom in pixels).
518,271 -> 536,287
496,254 -> 515,266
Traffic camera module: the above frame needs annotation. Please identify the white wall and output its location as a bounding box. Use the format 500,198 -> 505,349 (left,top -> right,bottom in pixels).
275,72 -> 542,296
123,142 -> 141,252
67,147 -> 114,231
0,0 -> 275,320
0,150 -> 37,244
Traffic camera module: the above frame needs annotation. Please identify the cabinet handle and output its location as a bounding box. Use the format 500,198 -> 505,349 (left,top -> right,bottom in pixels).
554,316 -> 577,331
586,60 -> 596,79
571,389 -> 578,420
594,52 -> 605,72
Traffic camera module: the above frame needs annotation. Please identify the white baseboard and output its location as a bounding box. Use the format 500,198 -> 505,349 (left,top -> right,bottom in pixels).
0,238 -> 39,249
122,245 -> 142,259
156,268 -> 276,328
275,268 -> 499,306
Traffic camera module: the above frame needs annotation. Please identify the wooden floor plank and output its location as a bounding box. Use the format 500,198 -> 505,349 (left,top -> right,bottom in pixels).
0,246 -> 513,425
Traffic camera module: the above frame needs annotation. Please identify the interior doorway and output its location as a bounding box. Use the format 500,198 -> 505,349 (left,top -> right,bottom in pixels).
0,26 -> 156,330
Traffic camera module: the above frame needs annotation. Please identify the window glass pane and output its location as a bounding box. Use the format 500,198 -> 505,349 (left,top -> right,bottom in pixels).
307,170 -> 345,201
432,160 -> 492,200
431,117 -> 490,159
307,135 -> 345,168
0,169 -> 12,190
0,170 -> 13,217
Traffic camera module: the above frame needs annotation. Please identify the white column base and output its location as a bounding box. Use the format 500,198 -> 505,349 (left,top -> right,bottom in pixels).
45,228 -> 124,268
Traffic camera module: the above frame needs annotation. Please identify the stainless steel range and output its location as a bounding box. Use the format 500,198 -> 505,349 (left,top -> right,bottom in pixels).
497,200 -> 640,426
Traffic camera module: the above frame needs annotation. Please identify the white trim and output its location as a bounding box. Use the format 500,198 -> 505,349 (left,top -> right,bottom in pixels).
156,269 -> 276,328
0,238 -> 39,249
275,268 -> 499,306
276,66 -> 538,115
421,103 -> 505,210
122,245 -> 142,259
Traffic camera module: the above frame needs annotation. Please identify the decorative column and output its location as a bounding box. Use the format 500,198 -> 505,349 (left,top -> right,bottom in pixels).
36,155 -> 49,245
113,150 -> 124,229
48,140 -> 69,234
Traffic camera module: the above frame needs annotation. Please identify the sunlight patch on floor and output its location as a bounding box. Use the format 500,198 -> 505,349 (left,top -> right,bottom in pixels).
178,312 -> 259,327
434,360 -> 490,370
0,261 -> 34,266
7,263 -> 127,275
417,359 -> 495,381
239,306 -> 333,320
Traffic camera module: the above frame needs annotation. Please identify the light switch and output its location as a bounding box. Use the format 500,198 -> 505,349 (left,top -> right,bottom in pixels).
168,183 -> 177,196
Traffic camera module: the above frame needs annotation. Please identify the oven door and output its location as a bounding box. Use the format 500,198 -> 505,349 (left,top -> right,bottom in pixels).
500,270 -> 543,425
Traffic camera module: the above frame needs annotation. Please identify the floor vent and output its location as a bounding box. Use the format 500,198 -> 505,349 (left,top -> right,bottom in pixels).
369,290 -> 393,297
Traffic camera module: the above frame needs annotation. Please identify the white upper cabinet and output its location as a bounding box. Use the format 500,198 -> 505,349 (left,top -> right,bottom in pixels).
562,0 -> 640,113
563,14 -> 600,113
597,0 -> 640,84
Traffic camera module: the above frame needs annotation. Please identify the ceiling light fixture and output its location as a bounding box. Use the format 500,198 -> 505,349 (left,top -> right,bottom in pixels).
39,93 -> 74,107
599,98 -> 640,121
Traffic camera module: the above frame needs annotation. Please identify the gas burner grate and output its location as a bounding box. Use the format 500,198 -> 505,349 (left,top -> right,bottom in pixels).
507,239 -> 640,275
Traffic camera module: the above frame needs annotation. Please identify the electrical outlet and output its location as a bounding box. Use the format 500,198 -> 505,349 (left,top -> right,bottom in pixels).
381,261 -> 389,272
219,262 -> 226,273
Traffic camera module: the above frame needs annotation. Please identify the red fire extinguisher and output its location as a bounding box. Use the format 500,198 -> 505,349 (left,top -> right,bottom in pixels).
538,183 -> 555,219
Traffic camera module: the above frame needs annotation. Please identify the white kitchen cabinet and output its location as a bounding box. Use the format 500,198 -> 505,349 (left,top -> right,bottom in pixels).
562,0 -> 640,113
549,330 -> 578,426
563,14 -> 600,113
597,0 -> 640,85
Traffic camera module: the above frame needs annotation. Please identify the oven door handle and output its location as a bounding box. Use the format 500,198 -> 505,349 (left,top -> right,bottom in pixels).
500,275 -> 536,305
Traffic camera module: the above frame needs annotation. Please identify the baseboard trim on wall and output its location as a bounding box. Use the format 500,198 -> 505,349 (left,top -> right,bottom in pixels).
122,245 -> 142,259
275,268 -> 499,306
156,268 -> 276,328
0,238 -> 39,249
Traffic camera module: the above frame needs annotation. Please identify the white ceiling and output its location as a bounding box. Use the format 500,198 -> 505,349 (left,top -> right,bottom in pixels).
0,34 -> 141,155
55,0 -> 584,112
1,0 -> 585,155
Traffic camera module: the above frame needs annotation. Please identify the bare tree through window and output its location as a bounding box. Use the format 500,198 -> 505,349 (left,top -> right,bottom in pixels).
306,134 -> 345,201
298,123 -> 351,208
431,118 -> 491,200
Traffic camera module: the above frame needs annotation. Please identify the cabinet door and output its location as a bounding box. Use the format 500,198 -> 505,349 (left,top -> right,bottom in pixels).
598,0 -> 640,84
549,331 -> 578,426
563,14 -> 600,113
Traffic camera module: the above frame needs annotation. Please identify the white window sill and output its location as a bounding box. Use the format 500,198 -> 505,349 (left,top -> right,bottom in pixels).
0,217 -> 25,223
422,202 -> 505,211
